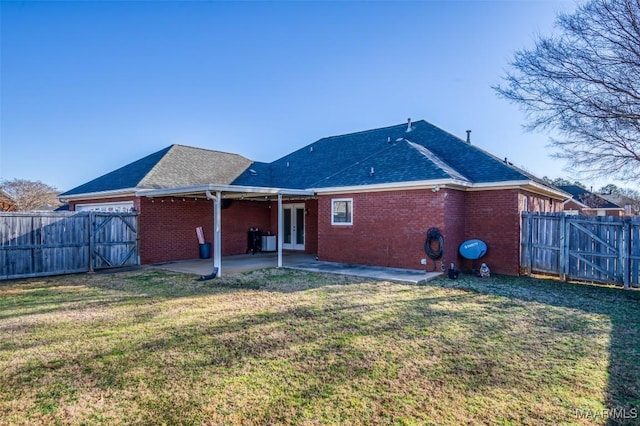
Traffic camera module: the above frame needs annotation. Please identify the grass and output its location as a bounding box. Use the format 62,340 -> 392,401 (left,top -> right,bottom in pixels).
0,267 -> 638,425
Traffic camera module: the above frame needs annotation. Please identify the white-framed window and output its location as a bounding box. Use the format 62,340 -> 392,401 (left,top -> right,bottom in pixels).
76,201 -> 134,212
331,198 -> 353,225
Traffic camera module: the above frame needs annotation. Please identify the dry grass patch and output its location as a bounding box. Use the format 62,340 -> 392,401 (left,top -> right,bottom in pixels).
0,268 -> 638,425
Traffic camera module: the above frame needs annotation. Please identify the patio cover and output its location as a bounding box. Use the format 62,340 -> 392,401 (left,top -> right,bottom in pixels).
136,184 -> 315,277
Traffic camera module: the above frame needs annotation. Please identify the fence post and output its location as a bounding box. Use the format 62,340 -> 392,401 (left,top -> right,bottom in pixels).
524,212 -> 532,276
622,218 -> 630,289
136,213 -> 141,265
88,212 -> 95,273
559,214 -> 567,281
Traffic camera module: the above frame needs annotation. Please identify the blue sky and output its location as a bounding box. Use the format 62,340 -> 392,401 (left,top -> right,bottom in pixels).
3,0 -> 607,193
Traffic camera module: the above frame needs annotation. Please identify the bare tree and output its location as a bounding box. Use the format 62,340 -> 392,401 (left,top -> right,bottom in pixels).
599,183 -> 621,195
495,0 -> 640,182
577,192 -> 607,209
0,179 -> 61,211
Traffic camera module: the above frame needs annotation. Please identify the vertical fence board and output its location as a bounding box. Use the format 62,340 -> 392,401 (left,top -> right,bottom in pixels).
0,212 -> 138,280
522,213 -> 639,288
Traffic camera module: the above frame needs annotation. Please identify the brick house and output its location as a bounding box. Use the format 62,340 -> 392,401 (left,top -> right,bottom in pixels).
557,185 -> 624,217
59,119 -> 567,275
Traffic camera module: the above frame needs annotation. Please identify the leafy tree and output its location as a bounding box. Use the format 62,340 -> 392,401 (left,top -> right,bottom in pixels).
0,179 -> 61,211
495,0 -> 640,182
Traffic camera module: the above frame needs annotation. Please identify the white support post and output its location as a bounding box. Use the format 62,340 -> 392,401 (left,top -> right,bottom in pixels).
214,191 -> 222,277
277,193 -> 283,268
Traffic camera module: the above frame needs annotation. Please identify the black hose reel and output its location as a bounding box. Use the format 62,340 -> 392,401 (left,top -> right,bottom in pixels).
424,227 -> 444,271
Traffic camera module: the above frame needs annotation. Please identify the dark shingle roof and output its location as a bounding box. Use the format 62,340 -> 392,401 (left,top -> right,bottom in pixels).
232,161 -> 274,188
234,120 -> 547,189
61,145 -> 252,196
557,185 -> 622,209
64,120 -> 559,197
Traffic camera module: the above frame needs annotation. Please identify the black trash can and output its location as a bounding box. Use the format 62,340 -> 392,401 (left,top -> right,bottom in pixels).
246,228 -> 262,254
199,243 -> 211,259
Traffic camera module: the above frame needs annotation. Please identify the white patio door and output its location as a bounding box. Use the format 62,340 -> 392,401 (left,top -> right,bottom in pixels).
283,204 -> 305,250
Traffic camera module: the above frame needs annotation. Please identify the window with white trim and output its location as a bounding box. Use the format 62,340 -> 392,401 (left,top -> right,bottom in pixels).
331,198 -> 353,225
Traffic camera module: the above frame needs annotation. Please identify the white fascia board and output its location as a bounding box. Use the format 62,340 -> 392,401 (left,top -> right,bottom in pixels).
583,207 -> 625,212
311,179 -> 471,195
469,180 -> 569,199
311,179 -> 567,198
136,184 -> 314,198
58,188 -> 138,203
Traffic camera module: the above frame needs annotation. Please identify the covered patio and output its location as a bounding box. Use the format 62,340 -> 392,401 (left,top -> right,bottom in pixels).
136,184 -> 315,277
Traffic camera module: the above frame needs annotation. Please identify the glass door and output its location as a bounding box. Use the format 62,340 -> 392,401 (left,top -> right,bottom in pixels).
283,204 -> 305,250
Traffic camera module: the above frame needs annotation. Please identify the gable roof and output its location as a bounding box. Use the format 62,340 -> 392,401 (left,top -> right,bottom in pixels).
557,185 -> 622,209
234,120 -> 556,191
61,145 -> 253,197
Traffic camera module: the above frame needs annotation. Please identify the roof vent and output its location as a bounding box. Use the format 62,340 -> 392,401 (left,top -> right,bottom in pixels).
466,130 -> 471,144
310,146 -> 314,153
387,137 -> 391,144
286,161 -> 290,167
249,169 -> 258,175
370,167 -> 375,176
406,118 -> 412,132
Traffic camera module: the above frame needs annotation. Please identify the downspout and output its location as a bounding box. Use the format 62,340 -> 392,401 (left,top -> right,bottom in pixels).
206,190 -> 222,277
277,193 -> 283,268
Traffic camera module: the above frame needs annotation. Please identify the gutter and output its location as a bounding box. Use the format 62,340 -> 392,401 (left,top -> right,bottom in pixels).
58,187 -> 138,203
135,184 -> 314,198
312,179 -> 569,199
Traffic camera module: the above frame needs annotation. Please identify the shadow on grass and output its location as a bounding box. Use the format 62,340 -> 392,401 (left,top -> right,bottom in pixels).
2,268 -> 638,424
430,273 -> 640,425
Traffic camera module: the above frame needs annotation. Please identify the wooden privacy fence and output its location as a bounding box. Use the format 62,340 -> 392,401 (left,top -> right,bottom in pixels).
0,211 -> 139,280
521,212 -> 640,288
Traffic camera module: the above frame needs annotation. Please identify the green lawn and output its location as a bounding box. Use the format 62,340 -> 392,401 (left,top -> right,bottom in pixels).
0,268 -> 638,425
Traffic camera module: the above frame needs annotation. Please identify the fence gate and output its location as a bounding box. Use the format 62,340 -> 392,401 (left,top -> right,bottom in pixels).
566,217 -> 625,285
90,212 -> 139,270
1,211 -> 139,280
521,213 -> 640,288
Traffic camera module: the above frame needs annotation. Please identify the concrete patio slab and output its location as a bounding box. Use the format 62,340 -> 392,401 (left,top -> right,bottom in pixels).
150,253 -> 441,284
288,260 -> 441,284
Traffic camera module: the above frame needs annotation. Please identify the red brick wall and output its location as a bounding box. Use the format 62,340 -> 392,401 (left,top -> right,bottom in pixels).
303,199 -> 319,254
314,188 -> 559,276
463,189 -> 563,275
464,190 -> 520,275
138,197 -> 213,263
219,200 -> 273,255
521,192 -> 564,213
443,190 -> 466,271
317,189 -> 462,270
